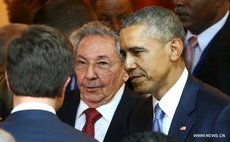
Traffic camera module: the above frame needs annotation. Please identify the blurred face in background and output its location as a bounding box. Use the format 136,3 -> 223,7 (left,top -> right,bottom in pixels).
75,35 -> 127,108
94,0 -> 133,32
173,0 -> 222,34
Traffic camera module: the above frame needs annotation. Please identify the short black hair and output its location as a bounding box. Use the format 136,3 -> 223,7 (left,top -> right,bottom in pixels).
6,25 -> 75,98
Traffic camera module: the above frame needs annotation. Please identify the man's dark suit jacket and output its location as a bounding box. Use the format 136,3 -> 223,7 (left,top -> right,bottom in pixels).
0,110 -> 97,142
128,75 -> 230,142
193,14 -> 230,95
57,86 -> 145,142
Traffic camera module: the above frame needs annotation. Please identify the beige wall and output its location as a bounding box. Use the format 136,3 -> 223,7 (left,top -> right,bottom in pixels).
0,0 -> 9,27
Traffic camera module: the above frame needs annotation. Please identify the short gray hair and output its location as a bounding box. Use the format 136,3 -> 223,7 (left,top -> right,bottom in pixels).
70,21 -> 122,59
123,6 -> 185,43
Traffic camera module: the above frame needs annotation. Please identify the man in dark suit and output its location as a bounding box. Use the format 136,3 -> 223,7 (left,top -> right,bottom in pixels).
57,21 -> 145,142
173,0 -> 230,95
119,6 -> 230,142
0,25 -> 97,142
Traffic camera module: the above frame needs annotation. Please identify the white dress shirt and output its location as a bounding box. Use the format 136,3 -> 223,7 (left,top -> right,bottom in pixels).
152,68 -> 188,135
185,11 -> 229,72
75,84 -> 125,142
11,102 -> 56,114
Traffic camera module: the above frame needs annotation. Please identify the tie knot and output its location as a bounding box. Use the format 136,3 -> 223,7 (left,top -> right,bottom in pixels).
188,36 -> 198,48
84,108 -> 101,123
154,104 -> 165,119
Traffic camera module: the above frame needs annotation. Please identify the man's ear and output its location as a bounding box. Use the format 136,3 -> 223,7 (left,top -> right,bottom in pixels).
169,38 -> 184,61
5,71 -> 13,93
60,77 -> 71,98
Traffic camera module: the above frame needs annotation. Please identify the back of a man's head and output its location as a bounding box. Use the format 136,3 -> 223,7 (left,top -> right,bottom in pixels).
33,0 -> 97,37
6,25 -> 75,98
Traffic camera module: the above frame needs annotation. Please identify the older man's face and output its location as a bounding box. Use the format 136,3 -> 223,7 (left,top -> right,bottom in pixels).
75,35 -> 127,108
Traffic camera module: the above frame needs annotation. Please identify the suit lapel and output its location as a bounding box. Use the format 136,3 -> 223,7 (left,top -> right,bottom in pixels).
104,86 -> 146,142
168,75 -> 199,142
104,87 -> 136,142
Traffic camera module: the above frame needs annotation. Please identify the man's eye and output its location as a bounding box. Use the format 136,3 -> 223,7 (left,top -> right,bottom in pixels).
78,60 -> 86,64
100,18 -> 112,24
97,61 -> 110,70
133,50 -> 142,54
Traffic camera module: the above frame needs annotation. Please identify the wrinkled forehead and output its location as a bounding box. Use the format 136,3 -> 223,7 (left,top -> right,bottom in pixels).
76,35 -> 119,61
95,0 -> 133,12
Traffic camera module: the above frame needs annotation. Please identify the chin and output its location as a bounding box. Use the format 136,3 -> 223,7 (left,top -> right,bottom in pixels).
134,85 -> 150,95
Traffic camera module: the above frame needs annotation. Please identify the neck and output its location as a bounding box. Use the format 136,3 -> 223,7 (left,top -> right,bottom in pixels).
153,61 -> 185,100
13,95 -> 60,111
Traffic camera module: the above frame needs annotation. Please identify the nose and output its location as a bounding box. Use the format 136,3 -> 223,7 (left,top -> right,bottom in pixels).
173,0 -> 185,5
85,65 -> 97,80
124,54 -> 136,72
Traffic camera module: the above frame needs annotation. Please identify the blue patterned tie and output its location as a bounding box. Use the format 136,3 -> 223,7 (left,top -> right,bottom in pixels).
152,104 -> 165,133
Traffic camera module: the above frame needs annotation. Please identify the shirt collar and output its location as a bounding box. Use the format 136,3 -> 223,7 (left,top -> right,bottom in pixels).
77,84 -> 125,122
186,11 -> 229,52
11,102 -> 56,114
153,68 -> 188,119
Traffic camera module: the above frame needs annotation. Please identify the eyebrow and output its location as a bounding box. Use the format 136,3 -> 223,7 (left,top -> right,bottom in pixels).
77,55 -> 110,60
128,46 -> 147,52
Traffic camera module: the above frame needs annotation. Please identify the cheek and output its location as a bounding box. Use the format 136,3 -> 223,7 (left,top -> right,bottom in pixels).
75,71 -> 85,84
100,71 -> 123,92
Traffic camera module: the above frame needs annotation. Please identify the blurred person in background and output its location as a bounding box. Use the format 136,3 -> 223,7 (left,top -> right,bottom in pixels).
89,0 -> 134,32
33,0 -> 97,37
173,0 -> 230,95
4,0 -> 47,24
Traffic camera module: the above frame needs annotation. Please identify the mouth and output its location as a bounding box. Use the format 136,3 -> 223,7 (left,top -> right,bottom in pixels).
129,75 -> 144,84
174,8 -> 190,20
84,86 -> 100,92
82,81 -> 102,92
